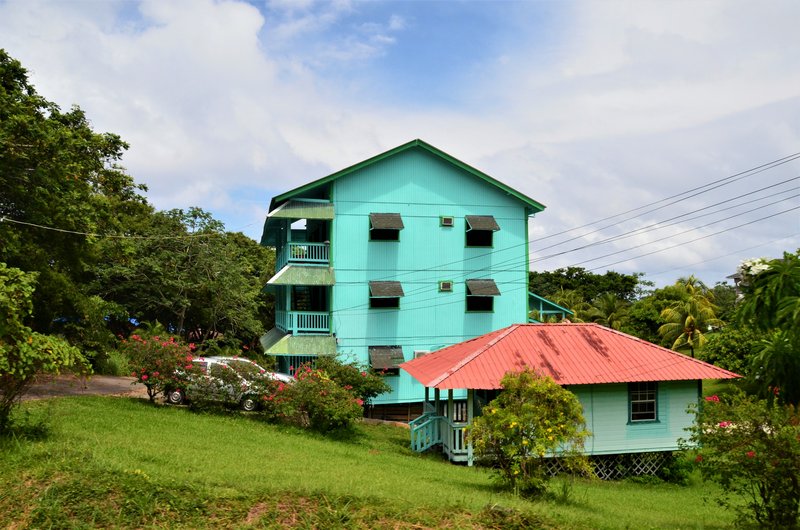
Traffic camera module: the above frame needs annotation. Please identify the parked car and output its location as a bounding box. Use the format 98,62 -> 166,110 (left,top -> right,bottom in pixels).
165,356 -> 293,411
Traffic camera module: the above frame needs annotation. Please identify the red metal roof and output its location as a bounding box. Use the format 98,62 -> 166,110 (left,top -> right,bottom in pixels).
400,323 -> 740,390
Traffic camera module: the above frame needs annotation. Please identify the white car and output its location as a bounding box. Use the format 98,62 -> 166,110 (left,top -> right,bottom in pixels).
166,356 -> 293,411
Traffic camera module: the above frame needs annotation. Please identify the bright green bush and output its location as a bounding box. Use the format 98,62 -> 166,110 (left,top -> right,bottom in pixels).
314,356 -> 390,405
0,264 -> 89,432
684,390 -> 800,528
468,369 -> 591,497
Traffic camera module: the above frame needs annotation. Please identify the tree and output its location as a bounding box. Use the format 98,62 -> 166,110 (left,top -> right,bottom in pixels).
658,276 -> 723,358
737,251 -> 800,405
528,267 -> 645,303
0,264 -> 89,431
469,369 -> 590,497
0,49 -> 149,351
584,292 -> 629,330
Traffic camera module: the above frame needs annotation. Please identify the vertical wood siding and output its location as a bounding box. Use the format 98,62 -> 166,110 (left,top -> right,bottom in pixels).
569,381 -> 699,455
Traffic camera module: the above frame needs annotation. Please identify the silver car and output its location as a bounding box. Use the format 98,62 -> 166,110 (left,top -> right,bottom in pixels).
166,356 -> 293,411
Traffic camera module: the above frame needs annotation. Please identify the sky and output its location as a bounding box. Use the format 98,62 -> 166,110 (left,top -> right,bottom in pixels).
1,0 -> 798,288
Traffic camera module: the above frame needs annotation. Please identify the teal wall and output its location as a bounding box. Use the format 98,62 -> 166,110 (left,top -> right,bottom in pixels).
568,381 -> 700,455
330,147 -> 531,404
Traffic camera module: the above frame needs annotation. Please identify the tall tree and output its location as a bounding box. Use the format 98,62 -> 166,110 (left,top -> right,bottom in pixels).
0,49 -> 148,340
528,267 -> 645,303
585,292 -> 629,330
658,276 -> 723,358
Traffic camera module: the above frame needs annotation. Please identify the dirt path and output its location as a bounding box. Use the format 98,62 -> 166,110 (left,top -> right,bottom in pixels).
24,374 -> 149,401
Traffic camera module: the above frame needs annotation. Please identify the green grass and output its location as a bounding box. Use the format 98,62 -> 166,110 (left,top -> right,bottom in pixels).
1,397 -> 736,529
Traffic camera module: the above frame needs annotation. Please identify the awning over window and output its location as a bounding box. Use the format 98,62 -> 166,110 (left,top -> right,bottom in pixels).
369,346 -> 405,370
465,215 -> 500,231
466,279 -> 500,296
369,281 -> 405,298
370,213 -> 404,230
268,200 -> 334,220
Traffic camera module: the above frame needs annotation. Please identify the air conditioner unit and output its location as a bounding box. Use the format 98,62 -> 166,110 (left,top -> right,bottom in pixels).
439,280 -> 453,292
414,350 -> 430,359
440,216 -> 454,227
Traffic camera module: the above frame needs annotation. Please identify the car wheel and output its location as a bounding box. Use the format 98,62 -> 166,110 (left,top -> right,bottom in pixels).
166,389 -> 184,405
240,396 -> 257,412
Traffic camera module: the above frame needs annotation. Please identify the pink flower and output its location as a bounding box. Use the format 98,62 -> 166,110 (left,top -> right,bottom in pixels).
141,374 -> 149,381
186,355 -> 193,361
718,421 -> 731,428
746,451 -> 756,458
153,371 -> 160,377
189,343 -> 196,351
705,395 -> 720,402
356,398 -> 364,406
361,371 -> 367,377
131,372 -> 137,377
289,365 -> 294,372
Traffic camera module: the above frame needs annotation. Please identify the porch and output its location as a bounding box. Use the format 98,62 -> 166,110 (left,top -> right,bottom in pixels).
275,310 -> 330,335
409,388 -> 477,465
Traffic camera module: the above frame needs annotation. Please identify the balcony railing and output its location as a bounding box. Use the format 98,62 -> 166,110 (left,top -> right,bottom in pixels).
275,310 -> 330,335
276,242 -> 330,271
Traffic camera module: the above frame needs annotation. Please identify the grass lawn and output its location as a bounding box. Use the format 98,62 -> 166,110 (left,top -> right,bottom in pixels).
1,396 -> 736,529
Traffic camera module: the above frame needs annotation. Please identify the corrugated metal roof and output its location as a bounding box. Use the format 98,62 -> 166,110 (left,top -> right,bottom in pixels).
465,215 -> 500,231
369,213 -> 404,230
369,281 -> 405,297
466,279 -> 500,296
400,323 -> 740,390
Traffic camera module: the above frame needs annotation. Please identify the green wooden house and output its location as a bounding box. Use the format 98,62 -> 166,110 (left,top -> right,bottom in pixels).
401,323 -> 740,475
260,139 -> 546,411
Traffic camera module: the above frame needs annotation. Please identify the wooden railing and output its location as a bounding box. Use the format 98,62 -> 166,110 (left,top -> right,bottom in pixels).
409,412 -> 441,453
275,310 -> 329,335
276,242 -> 329,270
409,414 -> 472,465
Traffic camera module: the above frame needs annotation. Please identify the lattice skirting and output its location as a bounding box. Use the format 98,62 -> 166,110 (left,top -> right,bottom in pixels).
545,451 -> 672,480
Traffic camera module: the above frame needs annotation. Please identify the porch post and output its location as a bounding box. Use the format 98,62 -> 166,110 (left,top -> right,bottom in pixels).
424,386 -> 429,408
447,389 -> 454,420
467,389 -> 474,466
434,388 -> 441,415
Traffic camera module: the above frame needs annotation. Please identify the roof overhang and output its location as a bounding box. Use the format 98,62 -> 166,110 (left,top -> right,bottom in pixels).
260,329 -> 337,356
267,265 -> 335,286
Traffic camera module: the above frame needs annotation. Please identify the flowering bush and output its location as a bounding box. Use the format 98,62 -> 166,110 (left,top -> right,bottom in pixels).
119,333 -> 197,403
314,356 -> 390,405
684,390 -> 800,528
468,369 -> 591,497
272,364 -> 364,432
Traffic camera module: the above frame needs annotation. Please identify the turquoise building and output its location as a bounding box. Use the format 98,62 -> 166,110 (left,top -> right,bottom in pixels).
260,139 -> 545,409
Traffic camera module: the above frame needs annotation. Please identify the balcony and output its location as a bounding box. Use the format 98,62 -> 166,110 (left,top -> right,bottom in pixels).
276,242 -> 330,271
275,310 -> 330,335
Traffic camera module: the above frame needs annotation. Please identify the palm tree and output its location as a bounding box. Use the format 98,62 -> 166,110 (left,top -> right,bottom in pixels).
585,292 -> 629,330
658,276 -> 722,357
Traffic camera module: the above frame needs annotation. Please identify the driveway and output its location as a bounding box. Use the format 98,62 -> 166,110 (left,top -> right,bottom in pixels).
24,374 -> 149,401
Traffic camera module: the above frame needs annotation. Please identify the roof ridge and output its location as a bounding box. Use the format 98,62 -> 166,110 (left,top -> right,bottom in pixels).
427,324 -> 519,387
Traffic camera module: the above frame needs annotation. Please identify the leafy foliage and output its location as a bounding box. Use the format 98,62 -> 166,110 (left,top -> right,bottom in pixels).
118,328 -> 197,403
658,276 -> 723,358
314,356 -> 390,405
469,369 -> 591,497
0,264 -> 89,431
529,267 -> 646,303
684,391 -> 800,528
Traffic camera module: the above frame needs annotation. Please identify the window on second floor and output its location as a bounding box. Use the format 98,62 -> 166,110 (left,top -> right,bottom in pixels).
369,280 -> 404,309
370,213 -> 404,241
466,279 -> 500,312
465,215 -> 500,247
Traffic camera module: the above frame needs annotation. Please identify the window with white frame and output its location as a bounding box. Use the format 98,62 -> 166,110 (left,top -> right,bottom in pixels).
629,382 -> 658,422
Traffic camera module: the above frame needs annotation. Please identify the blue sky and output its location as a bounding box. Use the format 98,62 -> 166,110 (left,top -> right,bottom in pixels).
1,0 -> 798,287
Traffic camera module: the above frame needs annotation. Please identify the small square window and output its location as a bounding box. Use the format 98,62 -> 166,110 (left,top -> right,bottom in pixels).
439,280 -> 453,292
629,382 -> 658,422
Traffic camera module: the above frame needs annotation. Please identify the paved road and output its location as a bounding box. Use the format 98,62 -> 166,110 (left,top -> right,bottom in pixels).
24,374 -> 149,400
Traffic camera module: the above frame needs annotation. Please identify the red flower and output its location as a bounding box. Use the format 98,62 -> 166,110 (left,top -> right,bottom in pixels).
141,374 -> 149,381
695,454 -> 703,463
746,451 -> 756,458
356,398 -> 364,406
361,371 -> 367,377
153,371 -> 160,377
718,421 -> 731,428
705,395 -> 720,402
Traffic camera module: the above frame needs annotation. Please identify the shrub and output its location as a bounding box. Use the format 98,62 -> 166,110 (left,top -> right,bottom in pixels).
314,356 -> 390,405
684,390 -> 800,528
0,264 -> 89,432
119,333 -> 197,403
276,364 -> 364,432
468,369 -> 591,497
